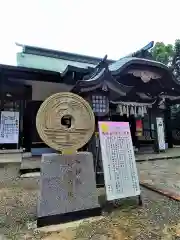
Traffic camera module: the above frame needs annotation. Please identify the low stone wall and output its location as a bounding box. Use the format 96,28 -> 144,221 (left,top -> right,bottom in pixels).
0,163 -> 21,183
0,149 -> 23,163
0,150 -> 22,183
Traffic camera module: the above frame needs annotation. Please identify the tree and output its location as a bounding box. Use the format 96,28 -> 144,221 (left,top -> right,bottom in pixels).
172,39 -> 180,80
150,42 -> 174,66
137,40 -> 180,80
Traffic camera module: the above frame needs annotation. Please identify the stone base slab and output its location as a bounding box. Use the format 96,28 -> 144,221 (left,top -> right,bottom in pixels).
37,207 -> 101,227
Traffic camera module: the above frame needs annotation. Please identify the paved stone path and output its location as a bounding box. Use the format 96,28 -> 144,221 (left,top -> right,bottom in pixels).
138,158 -> 180,200
136,147 -> 180,161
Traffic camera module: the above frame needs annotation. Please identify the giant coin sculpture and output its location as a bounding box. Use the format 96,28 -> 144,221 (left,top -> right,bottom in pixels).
36,92 -> 95,152
36,92 -> 100,227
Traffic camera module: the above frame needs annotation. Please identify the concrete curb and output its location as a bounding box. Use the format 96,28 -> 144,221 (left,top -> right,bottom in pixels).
140,181 -> 180,201
136,155 -> 180,162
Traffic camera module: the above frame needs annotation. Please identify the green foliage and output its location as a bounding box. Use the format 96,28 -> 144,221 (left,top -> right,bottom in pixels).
138,39 -> 180,81
150,42 -> 174,65
174,39 -> 180,54
172,39 -> 180,80
149,40 -> 180,80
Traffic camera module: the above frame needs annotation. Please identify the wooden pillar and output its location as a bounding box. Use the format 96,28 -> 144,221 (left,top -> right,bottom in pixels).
18,98 -> 24,149
22,86 -> 32,152
164,99 -> 173,148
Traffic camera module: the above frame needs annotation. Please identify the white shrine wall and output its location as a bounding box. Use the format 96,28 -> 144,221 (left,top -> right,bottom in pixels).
9,78 -> 73,101
29,80 -> 73,101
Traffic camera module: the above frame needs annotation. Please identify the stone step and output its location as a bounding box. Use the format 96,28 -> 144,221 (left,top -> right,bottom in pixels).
0,149 -> 23,163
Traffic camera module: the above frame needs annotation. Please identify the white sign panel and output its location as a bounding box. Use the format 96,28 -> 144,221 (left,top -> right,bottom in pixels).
0,111 -> 20,144
98,121 -> 140,201
156,117 -> 165,150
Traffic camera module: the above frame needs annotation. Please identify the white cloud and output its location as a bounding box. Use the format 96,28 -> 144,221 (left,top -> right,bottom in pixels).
0,0 -> 179,65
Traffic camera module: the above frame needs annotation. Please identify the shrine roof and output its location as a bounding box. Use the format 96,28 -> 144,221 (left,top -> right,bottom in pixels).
71,55 -> 180,103
108,57 -> 168,74
11,41 -> 180,101
63,55 -> 179,88
17,43 -> 114,66
0,64 -> 62,83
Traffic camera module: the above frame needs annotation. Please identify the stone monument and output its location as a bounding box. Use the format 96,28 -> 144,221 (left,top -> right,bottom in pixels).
36,92 -> 101,227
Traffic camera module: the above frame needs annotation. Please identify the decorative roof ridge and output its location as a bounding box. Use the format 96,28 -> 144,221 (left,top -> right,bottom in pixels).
71,55 -> 133,95
108,56 -> 173,75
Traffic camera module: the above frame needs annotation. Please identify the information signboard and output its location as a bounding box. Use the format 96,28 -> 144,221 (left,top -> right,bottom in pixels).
156,117 -> 166,151
98,121 -> 140,201
0,111 -> 20,144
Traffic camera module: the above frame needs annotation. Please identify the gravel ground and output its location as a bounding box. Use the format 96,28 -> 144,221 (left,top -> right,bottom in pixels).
1,174 -> 180,239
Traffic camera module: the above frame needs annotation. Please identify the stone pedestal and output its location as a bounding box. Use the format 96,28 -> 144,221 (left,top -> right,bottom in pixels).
37,152 -> 101,227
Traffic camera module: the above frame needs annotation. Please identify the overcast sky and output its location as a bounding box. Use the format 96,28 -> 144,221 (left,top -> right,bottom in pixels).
0,0 -> 179,65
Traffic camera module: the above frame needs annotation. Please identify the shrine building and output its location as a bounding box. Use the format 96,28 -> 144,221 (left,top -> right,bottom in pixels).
0,42 -> 180,156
